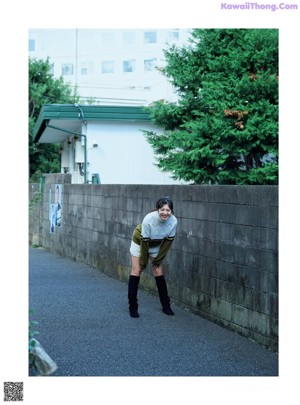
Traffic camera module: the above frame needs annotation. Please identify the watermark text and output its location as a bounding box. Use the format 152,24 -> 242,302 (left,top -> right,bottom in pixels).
220,2 -> 298,11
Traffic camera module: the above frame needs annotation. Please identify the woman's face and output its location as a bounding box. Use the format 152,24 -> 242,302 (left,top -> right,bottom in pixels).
158,204 -> 172,220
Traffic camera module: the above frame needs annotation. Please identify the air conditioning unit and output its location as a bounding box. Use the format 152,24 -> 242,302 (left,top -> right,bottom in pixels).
75,142 -> 84,163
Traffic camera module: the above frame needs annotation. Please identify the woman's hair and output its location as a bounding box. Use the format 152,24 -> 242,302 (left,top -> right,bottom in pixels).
156,197 -> 174,214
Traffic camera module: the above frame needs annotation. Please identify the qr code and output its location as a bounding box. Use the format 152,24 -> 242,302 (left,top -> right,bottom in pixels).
3,382 -> 23,401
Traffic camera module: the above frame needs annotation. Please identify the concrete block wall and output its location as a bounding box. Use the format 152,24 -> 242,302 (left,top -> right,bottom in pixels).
29,183 -> 44,246
30,174 -> 278,351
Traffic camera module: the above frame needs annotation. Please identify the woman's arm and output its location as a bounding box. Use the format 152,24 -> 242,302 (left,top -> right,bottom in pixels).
140,221 -> 151,270
151,237 -> 174,267
140,239 -> 150,270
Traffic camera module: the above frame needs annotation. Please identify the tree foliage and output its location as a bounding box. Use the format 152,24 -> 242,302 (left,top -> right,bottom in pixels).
29,57 -> 79,181
144,29 -> 278,184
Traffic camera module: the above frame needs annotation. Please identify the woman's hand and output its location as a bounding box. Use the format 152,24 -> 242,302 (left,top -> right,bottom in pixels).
152,263 -> 163,276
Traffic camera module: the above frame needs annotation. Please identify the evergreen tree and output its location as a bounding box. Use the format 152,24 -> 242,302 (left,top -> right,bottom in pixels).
144,29 -> 278,184
29,57 -> 79,181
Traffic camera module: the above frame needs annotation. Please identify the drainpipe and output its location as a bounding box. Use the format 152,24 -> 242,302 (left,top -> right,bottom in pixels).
45,122 -> 87,184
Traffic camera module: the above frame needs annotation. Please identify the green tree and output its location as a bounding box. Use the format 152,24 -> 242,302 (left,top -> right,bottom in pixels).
144,29 -> 278,184
29,57 -> 79,181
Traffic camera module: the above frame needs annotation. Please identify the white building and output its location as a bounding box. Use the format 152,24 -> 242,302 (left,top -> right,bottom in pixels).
28,28 -> 191,105
33,104 -> 186,185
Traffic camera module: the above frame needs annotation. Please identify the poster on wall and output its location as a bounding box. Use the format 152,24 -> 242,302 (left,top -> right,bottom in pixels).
49,184 -> 62,233
55,184 -> 62,226
50,203 -> 56,233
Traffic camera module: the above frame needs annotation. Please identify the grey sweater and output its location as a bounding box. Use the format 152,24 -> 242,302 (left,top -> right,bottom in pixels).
132,211 -> 177,269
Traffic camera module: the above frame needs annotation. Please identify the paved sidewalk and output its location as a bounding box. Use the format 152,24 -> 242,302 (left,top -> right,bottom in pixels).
29,247 -> 278,376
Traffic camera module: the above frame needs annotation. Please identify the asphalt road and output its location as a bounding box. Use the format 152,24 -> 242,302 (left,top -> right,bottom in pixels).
29,247 -> 278,377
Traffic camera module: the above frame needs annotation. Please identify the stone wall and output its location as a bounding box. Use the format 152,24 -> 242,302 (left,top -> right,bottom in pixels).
29,174 -> 278,351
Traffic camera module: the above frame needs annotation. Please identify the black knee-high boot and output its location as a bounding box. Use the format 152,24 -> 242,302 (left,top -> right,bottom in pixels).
128,275 -> 140,318
155,275 -> 174,316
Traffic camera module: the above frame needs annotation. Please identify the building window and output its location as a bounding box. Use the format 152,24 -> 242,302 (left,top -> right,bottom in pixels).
123,60 -> 135,73
81,62 -> 94,75
144,31 -> 157,44
123,31 -> 135,45
144,58 -> 157,72
101,61 -> 114,74
166,30 -> 180,43
101,32 -> 115,47
29,39 -> 35,52
62,64 -> 74,75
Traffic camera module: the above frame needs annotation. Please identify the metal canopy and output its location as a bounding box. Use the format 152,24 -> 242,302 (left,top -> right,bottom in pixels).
37,120 -> 82,143
33,104 -> 151,144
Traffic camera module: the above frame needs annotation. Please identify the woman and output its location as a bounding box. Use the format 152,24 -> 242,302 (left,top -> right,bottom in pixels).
128,197 -> 177,318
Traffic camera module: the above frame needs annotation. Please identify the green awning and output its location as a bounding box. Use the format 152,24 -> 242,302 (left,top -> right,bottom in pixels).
33,104 -> 151,143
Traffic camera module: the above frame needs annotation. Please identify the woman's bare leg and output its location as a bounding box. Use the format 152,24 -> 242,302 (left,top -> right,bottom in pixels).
131,255 -> 142,276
